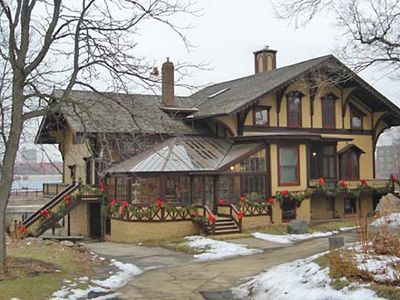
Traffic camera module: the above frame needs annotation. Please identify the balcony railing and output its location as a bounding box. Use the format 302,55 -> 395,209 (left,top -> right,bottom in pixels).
309,178 -> 392,190
43,183 -> 69,197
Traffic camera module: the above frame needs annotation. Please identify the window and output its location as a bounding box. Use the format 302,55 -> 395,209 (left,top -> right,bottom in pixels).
287,91 -> 303,127
278,146 -> 299,185
339,150 -> 360,180
310,145 -> 336,180
240,150 -> 266,171
242,174 -> 266,200
131,177 -> 159,204
217,175 -> 241,204
350,105 -> 364,129
321,93 -> 337,128
253,106 -> 269,126
165,175 -> 190,204
344,197 -> 356,214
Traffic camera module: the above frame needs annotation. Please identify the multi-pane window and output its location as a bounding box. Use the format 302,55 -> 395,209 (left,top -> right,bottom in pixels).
278,146 -> 299,185
254,106 -> 269,126
322,94 -> 337,128
240,150 -> 266,171
165,175 -> 190,204
310,145 -> 336,179
242,174 -> 265,200
217,175 -> 241,204
287,91 -> 303,127
350,105 -> 364,129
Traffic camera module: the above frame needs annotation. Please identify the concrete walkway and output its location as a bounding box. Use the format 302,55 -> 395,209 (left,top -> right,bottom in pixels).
86,233 -> 357,300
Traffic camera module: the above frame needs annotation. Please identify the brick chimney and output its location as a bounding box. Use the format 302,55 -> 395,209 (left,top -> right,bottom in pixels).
254,46 -> 277,73
161,57 -> 176,107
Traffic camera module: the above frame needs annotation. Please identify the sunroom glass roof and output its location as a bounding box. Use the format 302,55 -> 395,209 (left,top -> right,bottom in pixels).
106,136 -> 263,173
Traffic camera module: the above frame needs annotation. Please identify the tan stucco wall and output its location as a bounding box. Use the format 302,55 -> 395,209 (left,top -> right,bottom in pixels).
59,127 -> 92,184
242,215 -> 272,230
215,115 -> 237,135
66,203 -> 89,236
311,195 -> 333,220
106,220 -> 199,243
296,198 -> 311,222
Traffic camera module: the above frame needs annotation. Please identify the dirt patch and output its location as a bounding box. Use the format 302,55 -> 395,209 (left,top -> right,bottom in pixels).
0,256 -> 57,281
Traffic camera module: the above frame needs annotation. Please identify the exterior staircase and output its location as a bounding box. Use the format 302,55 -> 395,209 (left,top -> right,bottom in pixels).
23,183 -> 81,236
205,215 -> 241,235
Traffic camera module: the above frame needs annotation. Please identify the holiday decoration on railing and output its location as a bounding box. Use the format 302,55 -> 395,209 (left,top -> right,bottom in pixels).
218,199 -> 225,205
99,181 -> 106,193
208,212 -> 215,224
155,198 -> 165,208
40,209 -> 50,218
64,195 -> 71,206
339,179 -> 347,189
236,210 -> 245,220
240,195 -> 246,206
267,197 -> 274,204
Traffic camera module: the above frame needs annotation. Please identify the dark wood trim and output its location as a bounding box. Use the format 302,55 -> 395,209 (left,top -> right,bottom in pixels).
309,79 -> 318,128
286,91 -> 304,128
266,145 -> 272,198
214,119 -> 234,137
277,144 -> 300,186
350,104 -> 365,130
218,144 -> 265,171
243,125 -> 372,135
252,105 -> 271,127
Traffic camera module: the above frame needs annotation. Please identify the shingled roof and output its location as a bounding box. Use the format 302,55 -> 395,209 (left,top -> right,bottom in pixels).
187,55 -> 400,120
37,90 -> 203,140
188,55 -> 332,118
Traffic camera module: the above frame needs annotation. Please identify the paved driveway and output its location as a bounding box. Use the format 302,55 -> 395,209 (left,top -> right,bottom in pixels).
86,233 -> 357,299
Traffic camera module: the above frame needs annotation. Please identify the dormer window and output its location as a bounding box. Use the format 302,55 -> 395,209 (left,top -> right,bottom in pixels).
322,93 -> 338,128
253,105 -> 270,126
350,105 -> 364,130
287,91 -> 304,128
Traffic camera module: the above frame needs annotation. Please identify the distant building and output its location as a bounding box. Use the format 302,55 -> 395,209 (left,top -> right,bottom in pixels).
19,146 -> 38,164
376,145 -> 400,179
14,162 -> 63,175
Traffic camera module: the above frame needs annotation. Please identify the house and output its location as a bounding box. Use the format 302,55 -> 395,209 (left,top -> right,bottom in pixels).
376,145 -> 400,179
30,47 -> 400,242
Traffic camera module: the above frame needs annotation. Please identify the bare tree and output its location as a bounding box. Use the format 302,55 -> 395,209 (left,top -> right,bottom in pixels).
0,0 -> 197,269
272,0 -> 400,73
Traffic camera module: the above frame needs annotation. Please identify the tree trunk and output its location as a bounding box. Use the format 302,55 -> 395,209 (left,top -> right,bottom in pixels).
0,76 -> 25,268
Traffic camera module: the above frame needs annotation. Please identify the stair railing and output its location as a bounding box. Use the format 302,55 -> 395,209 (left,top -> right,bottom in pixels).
203,205 -> 215,235
23,182 -> 80,228
230,204 -> 243,232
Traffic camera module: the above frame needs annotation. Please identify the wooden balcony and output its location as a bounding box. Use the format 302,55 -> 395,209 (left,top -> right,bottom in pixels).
309,178 -> 392,190
43,183 -> 69,197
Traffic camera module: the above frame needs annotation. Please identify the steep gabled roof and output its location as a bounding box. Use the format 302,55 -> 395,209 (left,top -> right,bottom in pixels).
106,136 -> 263,173
187,55 -> 400,120
188,55 -> 332,118
36,90 -> 206,143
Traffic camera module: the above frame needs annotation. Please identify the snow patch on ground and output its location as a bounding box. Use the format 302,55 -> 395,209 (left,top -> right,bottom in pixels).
355,253 -> 400,283
252,231 -> 336,244
92,260 -> 142,289
232,254 -> 383,300
184,236 -> 261,261
51,259 -> 142,300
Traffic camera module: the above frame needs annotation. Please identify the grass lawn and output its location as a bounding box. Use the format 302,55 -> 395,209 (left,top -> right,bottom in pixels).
0,239 -> 101,300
